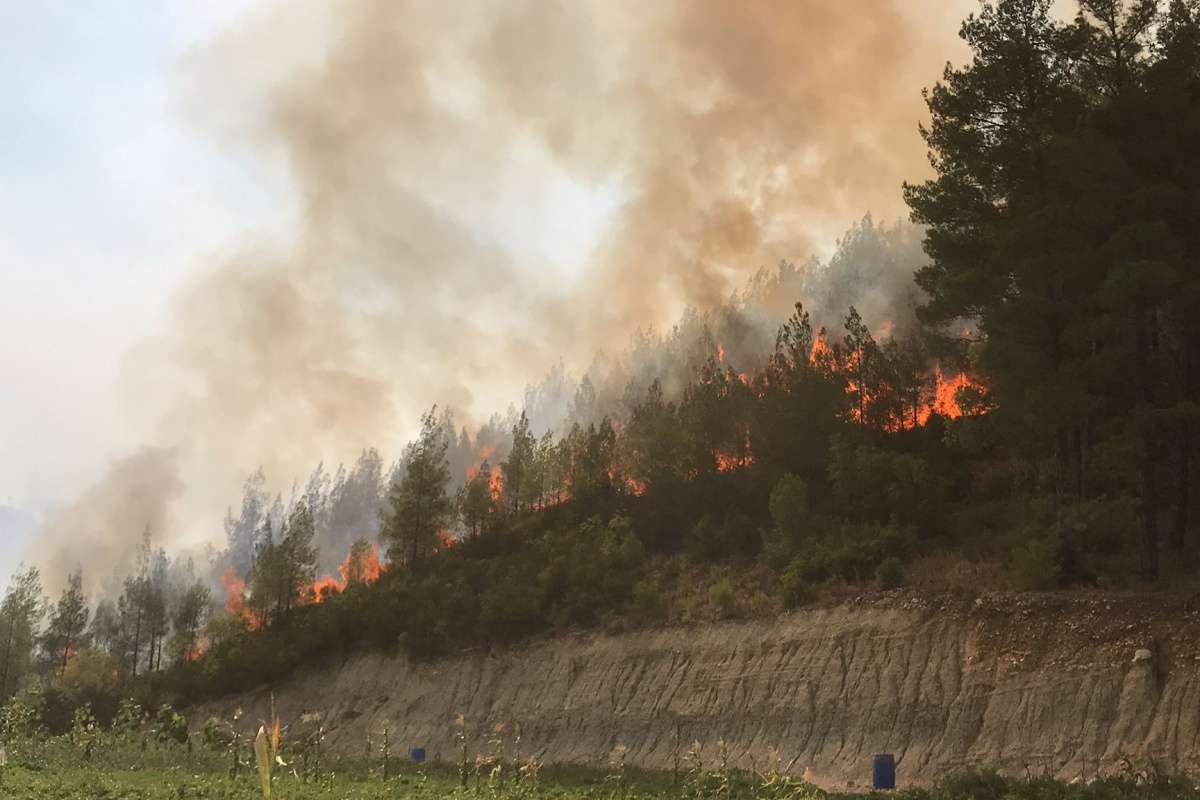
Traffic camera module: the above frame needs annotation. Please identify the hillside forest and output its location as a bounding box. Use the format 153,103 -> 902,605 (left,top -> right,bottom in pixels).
3,0 -> 1200,729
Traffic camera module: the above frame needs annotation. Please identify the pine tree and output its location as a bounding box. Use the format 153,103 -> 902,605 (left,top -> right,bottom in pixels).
340,538 -> 372,585
250,502 -> 318,621
903,0 -> 1190,578
381,408 -> 452,566
459,460 -> 497,538
502,412 -> 535,514
0,566 -> 43,699
280,502 -> 318,610
42,570 -> 88,676
169,582 -> 211,663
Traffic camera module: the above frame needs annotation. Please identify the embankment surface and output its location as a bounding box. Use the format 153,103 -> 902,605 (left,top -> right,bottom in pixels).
191,592 -> 1200,786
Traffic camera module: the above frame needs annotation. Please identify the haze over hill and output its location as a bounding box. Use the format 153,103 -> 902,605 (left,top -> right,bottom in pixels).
0,505 -> 32,577
5,0 -> 978,591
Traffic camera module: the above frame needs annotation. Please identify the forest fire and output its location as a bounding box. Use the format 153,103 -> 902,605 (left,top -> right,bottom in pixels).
220,566 -> 261,629
309,542 -> 385,603
465,447 -> 495,479
807,327 -> 987,430
715,450 -> 754,472
466,453 -> 505,502
810,330 -> 835,365
715,434 -> 755,472
919,366 -> 984,424
220,566 -> 246,615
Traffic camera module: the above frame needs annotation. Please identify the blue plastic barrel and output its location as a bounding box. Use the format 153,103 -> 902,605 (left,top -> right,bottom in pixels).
411,747 -> 426,763
872,753 -> 896,790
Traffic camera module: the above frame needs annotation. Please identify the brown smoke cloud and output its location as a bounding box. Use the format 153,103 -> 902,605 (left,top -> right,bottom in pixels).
36,448 -> 183,592
32,0 -> 973,589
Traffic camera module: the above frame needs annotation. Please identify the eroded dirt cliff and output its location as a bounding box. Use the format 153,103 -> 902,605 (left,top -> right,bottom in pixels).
191,592 -> 1200,786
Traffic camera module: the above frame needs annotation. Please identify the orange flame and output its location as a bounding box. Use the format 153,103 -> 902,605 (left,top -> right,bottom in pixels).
917,366 -> 984,425
716,450 -> 755,472
221,567 -> 247,615
810,330 -> 834,365
466,446 -> 505,503
309,543 -> 385,604
807,327 -> 987,430
488,464 -> 504,502
715,433 -> 754,472
465,446 -> 496,480
220,566 -> 262,629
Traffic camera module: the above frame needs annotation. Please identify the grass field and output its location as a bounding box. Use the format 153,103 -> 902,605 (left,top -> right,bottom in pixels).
0,709 -> 1195,800
2,760 -> 1199,800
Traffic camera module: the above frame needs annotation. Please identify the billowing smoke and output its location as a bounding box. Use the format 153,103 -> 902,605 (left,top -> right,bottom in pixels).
36,448 -> 183,591
30,0 -> 972,589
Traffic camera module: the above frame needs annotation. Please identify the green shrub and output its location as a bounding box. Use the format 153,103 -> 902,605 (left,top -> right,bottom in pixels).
111,698 -> 145,737
708,579 -> 737,618
70,703 -> 100,759
1013,532 -> 1063,591
935,768 -> 1008,800
686,513 -> 758,562
778,563 -> 817,610
787,521 -> 916,586
828,437 -> 949,529
154,704 -> 188,745
630,577 -> 664,621
758,525 -> 793,569
768,474 -> 809,547
478,567 -> 545,639
0,691 -> 44,742
875,556 -> 905,590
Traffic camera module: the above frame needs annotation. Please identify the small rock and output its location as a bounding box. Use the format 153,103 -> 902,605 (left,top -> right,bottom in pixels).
1132,648 -> 1153,664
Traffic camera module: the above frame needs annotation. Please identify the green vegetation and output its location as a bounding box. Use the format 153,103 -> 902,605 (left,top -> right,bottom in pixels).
3,0 -> 1200,760
0,708 -> 1193,800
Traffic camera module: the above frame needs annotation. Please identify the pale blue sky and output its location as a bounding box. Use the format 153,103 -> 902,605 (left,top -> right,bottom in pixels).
0,2 -> 279,548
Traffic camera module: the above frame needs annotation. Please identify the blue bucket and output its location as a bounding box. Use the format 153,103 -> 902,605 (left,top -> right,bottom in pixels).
872,753 -> 896,790
411,747 -> 426,763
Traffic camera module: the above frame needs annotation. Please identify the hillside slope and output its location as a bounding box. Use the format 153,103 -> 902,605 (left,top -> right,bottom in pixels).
191,592 -> 1200,787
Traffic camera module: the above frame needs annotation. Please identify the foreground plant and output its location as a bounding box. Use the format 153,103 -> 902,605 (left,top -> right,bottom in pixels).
253,716 -> 281,797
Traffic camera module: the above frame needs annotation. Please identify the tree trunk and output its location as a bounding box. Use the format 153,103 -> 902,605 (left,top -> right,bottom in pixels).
1173,442 -> 1190,552
0,616 -> 14,699
131,606 -> 143,678
1135,307 -> 1159,581
60,633 -> 71,676
1172,347 -> 1193,553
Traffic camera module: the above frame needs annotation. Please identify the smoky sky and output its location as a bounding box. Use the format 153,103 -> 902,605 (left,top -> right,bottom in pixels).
32,0 -> 973,590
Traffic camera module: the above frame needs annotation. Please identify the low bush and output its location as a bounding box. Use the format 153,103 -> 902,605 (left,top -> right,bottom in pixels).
876,556 -> 905,590
708,579 -> 737,618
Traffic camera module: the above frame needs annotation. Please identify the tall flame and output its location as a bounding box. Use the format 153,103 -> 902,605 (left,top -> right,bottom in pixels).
220,566 -> 247,615
806,328 -> 986,430
917,366 -> 983,425
309,542 -> 385,604
220,566 -> 262,629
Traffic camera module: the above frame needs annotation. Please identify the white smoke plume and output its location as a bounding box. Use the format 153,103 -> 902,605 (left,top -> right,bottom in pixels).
32,0 -> 973,589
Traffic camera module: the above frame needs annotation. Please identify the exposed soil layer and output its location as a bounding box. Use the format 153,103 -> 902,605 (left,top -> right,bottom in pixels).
191,591 -> 1200,787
